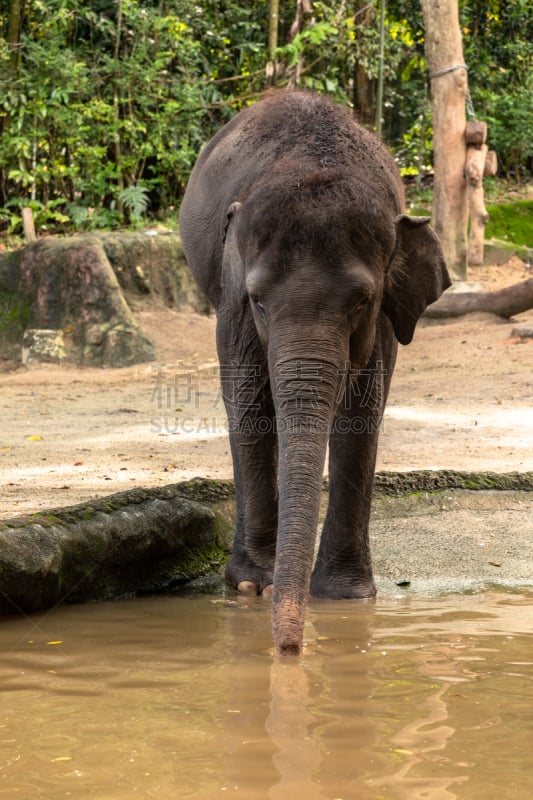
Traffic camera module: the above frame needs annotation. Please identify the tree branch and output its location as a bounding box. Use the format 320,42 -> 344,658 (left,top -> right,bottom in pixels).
425,279 -> 533,319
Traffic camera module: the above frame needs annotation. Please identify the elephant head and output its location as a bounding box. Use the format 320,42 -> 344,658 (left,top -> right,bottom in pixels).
223,166 -> 450,656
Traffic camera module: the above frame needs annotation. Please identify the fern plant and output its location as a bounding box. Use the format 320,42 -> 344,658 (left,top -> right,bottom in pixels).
118,185 -> 150,221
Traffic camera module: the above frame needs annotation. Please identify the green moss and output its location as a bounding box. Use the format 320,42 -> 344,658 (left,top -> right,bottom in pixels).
174,477 -> 235,503
0,289 -> 31,359
168,542 -> 228,582
461,476 -> 497,490
30,499 -> 131,527
209,511 -> 234,552
28,512 -> 67,527
485,200 -> 533,247
373,470 -> 533,497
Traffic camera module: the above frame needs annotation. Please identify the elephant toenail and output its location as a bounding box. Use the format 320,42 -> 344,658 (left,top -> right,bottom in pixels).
237,580 -> 258,595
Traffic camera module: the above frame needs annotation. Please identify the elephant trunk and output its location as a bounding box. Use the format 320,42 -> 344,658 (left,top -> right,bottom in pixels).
269,339 -> 345,657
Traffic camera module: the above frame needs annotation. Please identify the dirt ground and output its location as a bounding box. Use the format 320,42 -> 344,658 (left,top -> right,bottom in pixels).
1,259 -> 532,518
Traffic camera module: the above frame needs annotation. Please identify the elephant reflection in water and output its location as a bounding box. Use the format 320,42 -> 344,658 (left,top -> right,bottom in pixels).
218,601 -> 466,799
266,661 -> 325,800
218,599 -> 376,798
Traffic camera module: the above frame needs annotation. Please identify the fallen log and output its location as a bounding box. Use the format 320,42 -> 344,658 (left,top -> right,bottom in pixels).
424,278 -> 533,319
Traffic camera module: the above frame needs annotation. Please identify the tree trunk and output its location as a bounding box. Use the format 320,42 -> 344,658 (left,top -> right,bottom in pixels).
286,0 -> 314,87
7,0 -> 24,78
420,0 -> 468,280
22,207 -> 37,242
265,0 -> 280,85
352,1 -> 376,126
375,0 -> 386,135
2,0 -> 25,203
425,278 -> 533,319
269,0 -> 280,60
289,0 -> 312,41
466,144 -> 489,265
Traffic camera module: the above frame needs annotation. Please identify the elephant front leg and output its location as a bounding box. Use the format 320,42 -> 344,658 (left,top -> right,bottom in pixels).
217,320 -> 278,595
224,420 -> 278,595
310,416 -> 379,599
311,329 -> 397,599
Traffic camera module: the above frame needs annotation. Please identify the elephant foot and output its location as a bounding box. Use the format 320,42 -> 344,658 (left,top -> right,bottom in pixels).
225,552 -> 273,596
310,572 -> 376,600
236,580 -> 273,597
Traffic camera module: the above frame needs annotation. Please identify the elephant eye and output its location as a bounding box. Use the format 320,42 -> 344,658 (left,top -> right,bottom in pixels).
251,296 -> 266,318
353,297 -> 370,314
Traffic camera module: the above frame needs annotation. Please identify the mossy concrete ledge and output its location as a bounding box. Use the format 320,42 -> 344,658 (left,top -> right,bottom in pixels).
1,472 -> 532,617
372,469 -> 533,495
0,482 -> 234,617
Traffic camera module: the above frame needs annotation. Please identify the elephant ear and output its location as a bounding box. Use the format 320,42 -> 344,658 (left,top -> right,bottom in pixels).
223,201 -> 242,245
221,202 -> 245,300
382,214 -> 451,345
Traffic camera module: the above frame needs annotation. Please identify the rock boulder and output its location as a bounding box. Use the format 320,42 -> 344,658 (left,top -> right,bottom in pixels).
0,231 -> 208,367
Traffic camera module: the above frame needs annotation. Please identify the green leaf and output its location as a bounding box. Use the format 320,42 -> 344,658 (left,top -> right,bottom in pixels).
118,185 -> 150,219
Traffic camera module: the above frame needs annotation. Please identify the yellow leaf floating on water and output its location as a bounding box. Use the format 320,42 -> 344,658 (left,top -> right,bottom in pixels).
52,757 -> 72,762
47,640 -> 63,646
26,435 -> 43,441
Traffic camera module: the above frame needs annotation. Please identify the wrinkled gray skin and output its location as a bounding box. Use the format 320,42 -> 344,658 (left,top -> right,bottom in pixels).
179,91 -> 450,657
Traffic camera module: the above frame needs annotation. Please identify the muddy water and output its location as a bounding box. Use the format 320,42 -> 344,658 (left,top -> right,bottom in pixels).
0,591 -> 532,800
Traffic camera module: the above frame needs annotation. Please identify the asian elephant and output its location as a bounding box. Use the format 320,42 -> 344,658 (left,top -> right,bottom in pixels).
179,91 -> 450,657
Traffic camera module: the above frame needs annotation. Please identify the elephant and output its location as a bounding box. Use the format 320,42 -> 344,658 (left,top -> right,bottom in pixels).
179,90 -> 450,657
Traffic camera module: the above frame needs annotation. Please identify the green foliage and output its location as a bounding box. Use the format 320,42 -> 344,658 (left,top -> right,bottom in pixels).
1,197 -> 69,234
0,0 -> 241,227
461,0 -> 533,178
0,0 -> 531,236
485,200 -> 533,246
484,81 -> 533,177
271,2 -> 434,171
378,0 -> 533,177
118,185 -> 150,221
66,202 -> 122,232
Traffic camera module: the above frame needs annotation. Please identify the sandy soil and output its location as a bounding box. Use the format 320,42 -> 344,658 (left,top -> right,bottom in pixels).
1,259 -> 532,518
